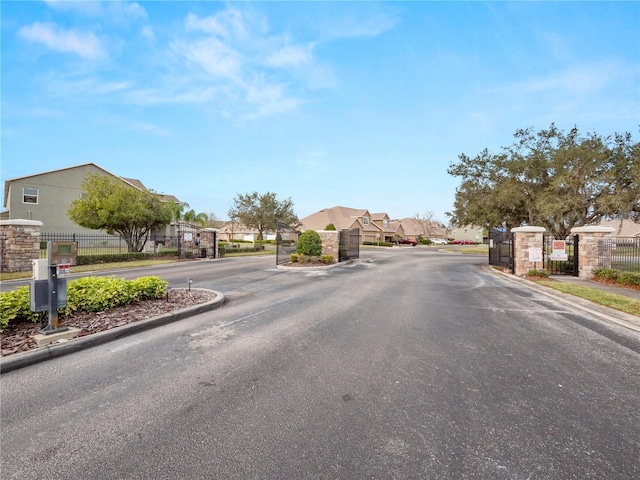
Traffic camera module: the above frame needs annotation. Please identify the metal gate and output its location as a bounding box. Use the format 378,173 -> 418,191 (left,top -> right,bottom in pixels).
339,228 -> 360,262
276,222 -> 299,265
488,229 -> 513,272
543,235 -> 579,276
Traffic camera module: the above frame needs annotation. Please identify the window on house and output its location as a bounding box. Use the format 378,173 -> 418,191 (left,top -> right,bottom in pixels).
23,187 -> 39,204
383,219 -> 388,228
363,217 -> 369,225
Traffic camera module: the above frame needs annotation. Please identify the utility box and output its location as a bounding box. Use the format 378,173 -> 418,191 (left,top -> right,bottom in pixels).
29,279 -> 68,312
32,259 -> 48,280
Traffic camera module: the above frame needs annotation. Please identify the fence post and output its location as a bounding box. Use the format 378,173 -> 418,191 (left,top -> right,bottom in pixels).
570,226 -> 615,279
510,226 -> 546,276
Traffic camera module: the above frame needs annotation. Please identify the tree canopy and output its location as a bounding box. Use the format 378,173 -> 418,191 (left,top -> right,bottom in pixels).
447,124 -> 639,238
228,191 -> 298,244
67,174 -> 172,252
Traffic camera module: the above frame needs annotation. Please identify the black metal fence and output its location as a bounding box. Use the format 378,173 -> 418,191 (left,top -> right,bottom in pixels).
276,222 -> 299,265
339,228 -> 360,262
543,235 -> 579,276
488,229 -> 513,272
598,237 -> 640,272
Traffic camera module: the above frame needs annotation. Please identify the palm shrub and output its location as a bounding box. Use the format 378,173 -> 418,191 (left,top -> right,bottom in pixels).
297,230 -> 323,256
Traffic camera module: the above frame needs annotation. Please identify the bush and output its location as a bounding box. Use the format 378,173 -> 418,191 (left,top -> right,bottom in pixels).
618,271 -> 640,287
592,268 -> 618,280
0,286 -> 40,331
297,230 -> 323,256
325,224 -> 336,231
0,276 -> 169,332
321,255 -> 334,264
591,268 -> 640,287
527,269 -> 550,278
290,253 -> 299,263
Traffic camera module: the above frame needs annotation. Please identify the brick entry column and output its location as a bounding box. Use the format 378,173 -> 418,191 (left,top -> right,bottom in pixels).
511,226 -> 546,276
0,219 -> 43,273
570,226 -> 615,279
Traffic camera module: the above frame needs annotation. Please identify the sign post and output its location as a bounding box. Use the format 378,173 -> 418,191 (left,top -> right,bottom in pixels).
36,241 -> 77,334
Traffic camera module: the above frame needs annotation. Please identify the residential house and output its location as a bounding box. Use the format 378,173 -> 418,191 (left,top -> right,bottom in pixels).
299,206 -> 387,244
371,213 -> 405,243
450,225 -> 484,243
597,218 -> 640,237
2,163 -> 180,234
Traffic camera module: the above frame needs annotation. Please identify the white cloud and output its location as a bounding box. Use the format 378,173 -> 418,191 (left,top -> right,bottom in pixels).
19,22 -> 107,59
265,45 -> 313,68
171,37 -> 242,80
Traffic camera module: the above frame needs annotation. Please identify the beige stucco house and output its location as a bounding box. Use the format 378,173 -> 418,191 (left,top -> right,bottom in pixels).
299,206 -> 388,244
2,163 -> 180,234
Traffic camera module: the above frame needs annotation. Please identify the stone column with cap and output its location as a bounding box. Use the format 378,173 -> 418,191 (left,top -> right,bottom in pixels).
570,226 -> 615,279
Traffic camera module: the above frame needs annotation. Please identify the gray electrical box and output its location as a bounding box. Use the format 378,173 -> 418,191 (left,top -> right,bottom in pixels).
29,279 -> 68,312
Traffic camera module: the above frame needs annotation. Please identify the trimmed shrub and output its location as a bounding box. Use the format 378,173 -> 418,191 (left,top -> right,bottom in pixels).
297,230 -> 323,256
0,286 -> 40,331
321,255 -> 334,264
618,271 -> 640,287
324,224 -> 336,231
290,253 -> 299,263
526,269 -> 550,278
0,275 -> 169,332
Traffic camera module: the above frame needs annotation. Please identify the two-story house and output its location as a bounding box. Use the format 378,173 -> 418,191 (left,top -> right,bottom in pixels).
2,163 -> 180,234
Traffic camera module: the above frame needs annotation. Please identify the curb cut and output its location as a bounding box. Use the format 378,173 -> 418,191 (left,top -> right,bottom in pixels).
482,266 -> 640,333
1,289 -> 226,374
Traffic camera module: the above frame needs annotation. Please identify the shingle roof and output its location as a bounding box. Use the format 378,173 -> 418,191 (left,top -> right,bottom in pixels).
300,206 -> 369,231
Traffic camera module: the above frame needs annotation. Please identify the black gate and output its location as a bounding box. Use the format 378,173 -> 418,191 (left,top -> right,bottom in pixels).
543,235 -> 579,276
488,229 -> 513,272
339,228 -> 360,262
276,222 -> 299,265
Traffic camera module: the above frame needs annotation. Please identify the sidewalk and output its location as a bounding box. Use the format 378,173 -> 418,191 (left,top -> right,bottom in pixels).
486,267 -> 640,332
550,275 -> 640,300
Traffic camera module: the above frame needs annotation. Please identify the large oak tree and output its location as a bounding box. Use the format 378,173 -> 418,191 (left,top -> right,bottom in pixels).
67,174 -> 172,252
447,124 -> 639,238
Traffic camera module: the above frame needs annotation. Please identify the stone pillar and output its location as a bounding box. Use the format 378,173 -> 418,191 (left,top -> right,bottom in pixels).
571,226 -> 615,279
0,219 -> 43,273
200,228 -> 219,258
511,226 -> 546,276
317,230 -> 339,262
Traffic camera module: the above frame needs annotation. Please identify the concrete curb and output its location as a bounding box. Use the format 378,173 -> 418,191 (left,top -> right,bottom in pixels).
483,266 -> 640,333
276,262 -> 344,271
1,289 -> 226,374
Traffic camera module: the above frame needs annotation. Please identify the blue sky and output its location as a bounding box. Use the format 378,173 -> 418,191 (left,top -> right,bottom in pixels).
2,1 -> 638,224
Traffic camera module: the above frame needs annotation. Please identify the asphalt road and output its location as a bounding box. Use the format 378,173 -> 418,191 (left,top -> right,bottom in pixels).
2,249 -> 639,479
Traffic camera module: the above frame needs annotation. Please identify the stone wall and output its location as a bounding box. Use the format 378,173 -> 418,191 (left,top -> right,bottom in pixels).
1,220 -> 43,273
317,230 -> 340,262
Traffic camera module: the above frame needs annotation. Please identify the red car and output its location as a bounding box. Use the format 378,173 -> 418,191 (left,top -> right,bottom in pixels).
397,238 -> 418,246
452,239 -> 473,245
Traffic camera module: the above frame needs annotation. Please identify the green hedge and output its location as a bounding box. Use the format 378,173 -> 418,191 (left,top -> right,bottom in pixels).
592,268 -> 640,287
363,241 -> 394,247
0,276 -> 168,333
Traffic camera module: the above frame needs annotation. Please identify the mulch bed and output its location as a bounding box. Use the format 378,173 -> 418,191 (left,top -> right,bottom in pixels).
1,288 -> 217,357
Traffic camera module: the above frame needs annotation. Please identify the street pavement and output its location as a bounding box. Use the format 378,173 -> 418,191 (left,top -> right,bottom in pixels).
1,250 -> 639,479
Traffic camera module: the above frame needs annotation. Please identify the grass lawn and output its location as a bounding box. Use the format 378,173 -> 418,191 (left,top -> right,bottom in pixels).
442,245 -> 488,255
535,280 -> 640,317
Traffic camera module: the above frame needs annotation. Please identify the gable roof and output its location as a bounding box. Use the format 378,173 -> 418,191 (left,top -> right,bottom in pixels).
4,163 -> 180,207
598,219 -> 640,236
300,206 -> 386,234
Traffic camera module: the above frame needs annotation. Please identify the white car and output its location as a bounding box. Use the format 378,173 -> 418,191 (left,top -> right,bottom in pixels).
430,238 -> 448,245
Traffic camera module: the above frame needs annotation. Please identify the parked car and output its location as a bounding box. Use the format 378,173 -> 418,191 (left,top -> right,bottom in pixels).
452,239 -> 473,245
430,238 -> 448,245
396,238 -> 418,246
